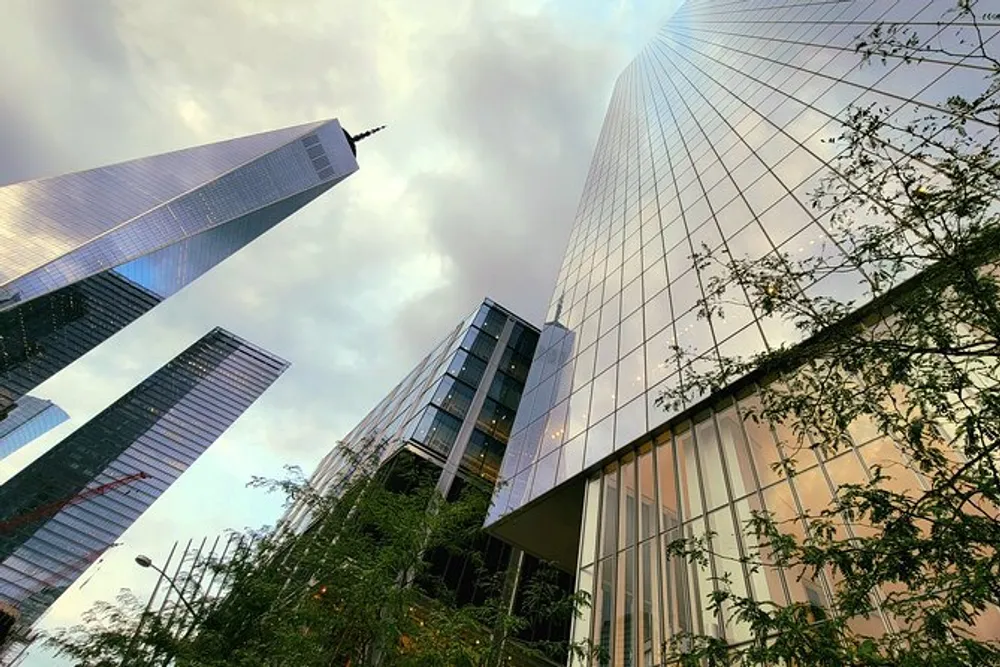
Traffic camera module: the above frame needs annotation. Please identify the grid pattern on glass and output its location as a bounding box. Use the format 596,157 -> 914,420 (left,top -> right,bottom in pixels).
284,300 -> 540,533
0,119 -> 356,411
569,387 -> 1000,663
0,327 -> 289,626
488,0 -> 995,527
0,120 -> 330,286
0,396 -> 69,461
0,271 -> 163,401
4,121 -> 357,309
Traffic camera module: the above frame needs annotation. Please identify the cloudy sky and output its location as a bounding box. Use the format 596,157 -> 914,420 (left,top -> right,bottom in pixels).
0,0 -> 678,663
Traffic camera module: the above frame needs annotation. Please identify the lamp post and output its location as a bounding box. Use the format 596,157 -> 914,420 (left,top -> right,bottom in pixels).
135,554 -> 200,621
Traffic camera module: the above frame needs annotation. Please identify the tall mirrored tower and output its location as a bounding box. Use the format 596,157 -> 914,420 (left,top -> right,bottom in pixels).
0,119 -> 362,401
485,1 -> 996,664
0,327 -> 289,629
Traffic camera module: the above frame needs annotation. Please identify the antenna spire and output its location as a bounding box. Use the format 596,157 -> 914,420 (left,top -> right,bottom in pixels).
351,125 -> 386,143
342,125 -> 386,157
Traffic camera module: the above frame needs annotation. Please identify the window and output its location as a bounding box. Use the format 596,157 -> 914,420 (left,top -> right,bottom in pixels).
431,376 -> 475,419
447,350 -> 487,388
412,407 -> 462,458
460,326 -> 498,361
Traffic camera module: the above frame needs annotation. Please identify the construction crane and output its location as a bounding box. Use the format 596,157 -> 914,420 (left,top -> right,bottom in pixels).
0,539 -> 127,660
0,472 -> 150,535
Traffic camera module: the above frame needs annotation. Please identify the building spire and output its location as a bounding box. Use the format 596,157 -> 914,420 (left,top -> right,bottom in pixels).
342,125 -> 386,157
352,125 -> 386,143
553,293 -> 565,323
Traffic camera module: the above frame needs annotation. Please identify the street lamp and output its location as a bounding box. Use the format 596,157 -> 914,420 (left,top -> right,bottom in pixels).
135,554 -> 200,620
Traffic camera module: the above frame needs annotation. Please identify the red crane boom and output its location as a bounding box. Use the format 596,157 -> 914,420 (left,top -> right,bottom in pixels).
0,472 -> 149,534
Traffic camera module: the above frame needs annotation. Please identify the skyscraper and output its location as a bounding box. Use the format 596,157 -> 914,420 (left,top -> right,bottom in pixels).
286,299 -> 539,532
0,396 -> 68,462
284,299 -> 574,664
484,1 -> 990,664
0,119 -> 367,402
0,327 -> 289,628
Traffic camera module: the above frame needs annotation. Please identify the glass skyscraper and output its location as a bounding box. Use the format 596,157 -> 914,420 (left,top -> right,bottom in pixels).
0,119 -> 360,402
284,300 -> 575,664
0,396 -> 68,462
286,299 -> 539,532
485,1 -> 998,664
0,327 -> 289,628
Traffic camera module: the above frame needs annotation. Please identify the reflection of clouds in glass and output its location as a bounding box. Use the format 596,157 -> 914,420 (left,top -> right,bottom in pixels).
492,0 -> 997,526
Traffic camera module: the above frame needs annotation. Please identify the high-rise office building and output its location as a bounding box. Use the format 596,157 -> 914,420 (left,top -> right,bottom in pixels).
0,396 -> 68,462
0,327 -> 288,628
286,298 -> 539,532
0,119 -> 368,402
285,300 -> 574,665
484,1 -> 992,664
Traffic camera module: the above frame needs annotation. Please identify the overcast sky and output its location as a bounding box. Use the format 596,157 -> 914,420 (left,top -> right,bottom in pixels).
0,0 -> 678,663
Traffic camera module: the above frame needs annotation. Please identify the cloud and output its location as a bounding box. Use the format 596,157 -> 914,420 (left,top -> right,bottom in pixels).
0,0 -> 672,656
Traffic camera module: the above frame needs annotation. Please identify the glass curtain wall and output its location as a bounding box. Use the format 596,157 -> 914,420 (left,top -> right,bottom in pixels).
568,385 -> 994,666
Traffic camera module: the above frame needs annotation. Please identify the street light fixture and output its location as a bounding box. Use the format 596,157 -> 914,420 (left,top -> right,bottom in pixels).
134,554 -> 200,620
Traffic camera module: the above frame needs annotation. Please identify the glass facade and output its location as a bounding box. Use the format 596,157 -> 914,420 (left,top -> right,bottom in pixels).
282,299 -> 577,662
483,0 -> 999,662
284,299 -> 539,532
0,327 -> 289,626
0,119 -> 358,402
487,0 -> 993,524
0,396 -> 68,462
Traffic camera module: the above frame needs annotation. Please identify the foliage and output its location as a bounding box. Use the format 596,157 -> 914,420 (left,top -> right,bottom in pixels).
46,447 -> 595,666
658,2 -> 1000,666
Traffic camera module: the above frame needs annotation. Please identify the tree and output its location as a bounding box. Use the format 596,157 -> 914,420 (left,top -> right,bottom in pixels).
46,448 -> 597,666
659,2 -> 1000,665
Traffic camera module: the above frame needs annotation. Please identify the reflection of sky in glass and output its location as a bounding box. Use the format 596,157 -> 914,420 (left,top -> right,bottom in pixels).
489,0 -> 990,526
0,120 -> 359,411
0,397 -> 68,461
1,119 -> 358,308
0,121 -> 326,288
113,186 -> 331,297
0,329 -> 289,626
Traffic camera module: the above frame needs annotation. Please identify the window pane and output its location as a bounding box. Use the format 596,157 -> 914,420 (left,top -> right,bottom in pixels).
448,350 -> 487,388
717,405 -> 757,500
595,557 -> 615,667
656,435 -> 680,533
676,429 -> 702,520
572,564 -> 596,667
591,367 -> 618,424
697,418 -> 729,511
638,447 -> 656,540
411,407 -> 462,458
461,326 -> 498,360
661,527 -> 690,637
615,548 -> 637,667
601,466 -> 619,558
735,497 -> 788,607
737,395 -> 785,486
432,376 -> 475,419
580,476 -> 601,567
638,539 -> 661,667
620,456 -> 637,551
707,508 -> 751,644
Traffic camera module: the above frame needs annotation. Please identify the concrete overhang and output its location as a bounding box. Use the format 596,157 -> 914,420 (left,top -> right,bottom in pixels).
485,475 -> 586,573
